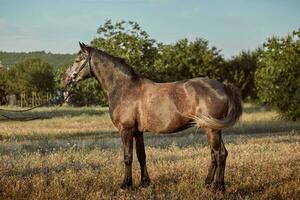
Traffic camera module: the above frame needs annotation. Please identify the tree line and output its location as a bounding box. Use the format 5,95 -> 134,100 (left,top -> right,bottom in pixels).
0,51 -> 74,68
0,20 -> 299,120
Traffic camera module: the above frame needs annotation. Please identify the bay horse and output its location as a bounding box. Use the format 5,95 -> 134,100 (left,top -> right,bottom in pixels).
63,42 -> 243,193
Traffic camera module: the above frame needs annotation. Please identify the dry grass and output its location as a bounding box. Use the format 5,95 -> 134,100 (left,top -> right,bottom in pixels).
0,107 -> 116,139
0,104 -> 300,200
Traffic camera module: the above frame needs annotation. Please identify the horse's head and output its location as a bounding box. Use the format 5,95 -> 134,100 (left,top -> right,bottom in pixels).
63,42 -> 93,87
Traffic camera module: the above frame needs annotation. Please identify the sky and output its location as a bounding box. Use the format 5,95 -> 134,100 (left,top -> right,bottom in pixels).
0,0 -> 299,58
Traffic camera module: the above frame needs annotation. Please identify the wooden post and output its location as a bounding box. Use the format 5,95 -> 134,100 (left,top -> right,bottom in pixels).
32,92 -> 35,106
20,93 -> 23,107
20,93 -> 27,107
37,92 -> 40,105
39,92 -> 42,105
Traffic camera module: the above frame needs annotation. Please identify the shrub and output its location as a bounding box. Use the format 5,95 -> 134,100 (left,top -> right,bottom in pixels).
9,58 -> 55,94
0,67 -> 9,104
223,50 -> 260,100
155,38 -> 224,82
255,29 -> 300,120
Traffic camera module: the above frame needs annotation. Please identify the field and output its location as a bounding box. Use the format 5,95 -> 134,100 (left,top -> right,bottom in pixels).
0,104 -> 300,200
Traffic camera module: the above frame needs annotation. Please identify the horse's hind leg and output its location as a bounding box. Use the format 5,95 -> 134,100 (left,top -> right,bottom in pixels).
204,148 -> 217,187
205,129 -> 228,193
214,137 -> 228,192
134,132 -> 150,187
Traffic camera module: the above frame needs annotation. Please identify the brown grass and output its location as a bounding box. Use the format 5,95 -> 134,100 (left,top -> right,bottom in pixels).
0,104 -> 300,199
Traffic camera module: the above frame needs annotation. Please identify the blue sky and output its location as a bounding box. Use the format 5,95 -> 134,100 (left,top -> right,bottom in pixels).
0,0 -> 299,57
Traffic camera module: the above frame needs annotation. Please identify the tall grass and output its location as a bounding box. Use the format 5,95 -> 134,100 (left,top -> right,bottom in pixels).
0,103 -> 299,199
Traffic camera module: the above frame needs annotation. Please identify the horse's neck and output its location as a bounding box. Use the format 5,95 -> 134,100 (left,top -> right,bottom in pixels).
91,53 -> 138,99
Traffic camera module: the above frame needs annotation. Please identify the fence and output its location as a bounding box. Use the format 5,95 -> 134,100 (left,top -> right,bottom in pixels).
6,92 -> 53,107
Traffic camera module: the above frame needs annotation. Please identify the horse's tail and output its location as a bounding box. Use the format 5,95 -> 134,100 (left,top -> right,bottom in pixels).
192,84 -> 243,129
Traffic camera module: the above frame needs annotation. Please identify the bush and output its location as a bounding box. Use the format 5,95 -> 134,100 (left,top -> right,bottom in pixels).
8,58 -> 55,94
91,20 -> 159,79
255,29 -> 300,120
0,67 -> 9,104
155,38 -> 224,82
68,79 -> 108,106
223,50 -> 260,100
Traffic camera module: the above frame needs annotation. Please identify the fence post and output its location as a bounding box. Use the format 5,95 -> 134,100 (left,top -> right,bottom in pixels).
20,93 -> 27,107
32,92 -> 35,106
38,92 -> 42,105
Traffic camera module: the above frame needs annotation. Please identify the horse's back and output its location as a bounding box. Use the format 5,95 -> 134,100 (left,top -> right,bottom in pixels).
183,77 -> 229,119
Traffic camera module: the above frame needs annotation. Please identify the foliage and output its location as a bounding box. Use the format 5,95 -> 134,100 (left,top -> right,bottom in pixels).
8,58 -> 55,94
255,29 -> 300,120
223,50 -> 260,100
155,38 -> 224,82
0,67 -> 9,104
0,52 -> 74,102
91,20 -> 159,78
68,80 -> 108,106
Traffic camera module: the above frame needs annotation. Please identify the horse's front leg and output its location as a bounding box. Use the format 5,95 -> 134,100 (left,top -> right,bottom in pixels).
134,132 -> 150,187
120,129 -> 134,189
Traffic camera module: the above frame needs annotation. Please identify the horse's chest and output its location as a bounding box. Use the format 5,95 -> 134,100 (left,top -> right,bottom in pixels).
110,104 -> 138,131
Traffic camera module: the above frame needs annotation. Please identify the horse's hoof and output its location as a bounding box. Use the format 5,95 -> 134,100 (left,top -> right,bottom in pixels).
120,179 -> 133,190
203,182 -> 213,190
204,179 -> 214,188
139,177 -> 151,188
212,182 -> 226,193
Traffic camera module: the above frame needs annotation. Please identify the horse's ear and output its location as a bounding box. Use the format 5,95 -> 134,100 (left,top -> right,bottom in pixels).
79,42 -> 89,54
79,41 -> 83,49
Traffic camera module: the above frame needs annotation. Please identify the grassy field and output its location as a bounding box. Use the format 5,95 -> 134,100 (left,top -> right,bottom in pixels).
0,104 -> 299,200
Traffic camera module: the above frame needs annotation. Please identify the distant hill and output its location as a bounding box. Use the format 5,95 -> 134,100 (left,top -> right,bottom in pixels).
0,51 -> 76,68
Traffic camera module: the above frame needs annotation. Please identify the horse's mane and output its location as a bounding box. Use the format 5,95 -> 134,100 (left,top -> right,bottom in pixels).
92,48 -> 139,79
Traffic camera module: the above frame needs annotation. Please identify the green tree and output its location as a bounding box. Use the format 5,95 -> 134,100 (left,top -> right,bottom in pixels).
0,67 -> 9,104
69,80 -> 107,106
91,20 -> 159,78
8,58 -> 55,94
255,29 -> 300,120
155,38 -> 224,82
223,49 -> 260,100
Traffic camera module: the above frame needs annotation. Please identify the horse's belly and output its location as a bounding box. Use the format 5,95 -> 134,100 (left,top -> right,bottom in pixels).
139,115 -> 190,133
138,98 -> 190,133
